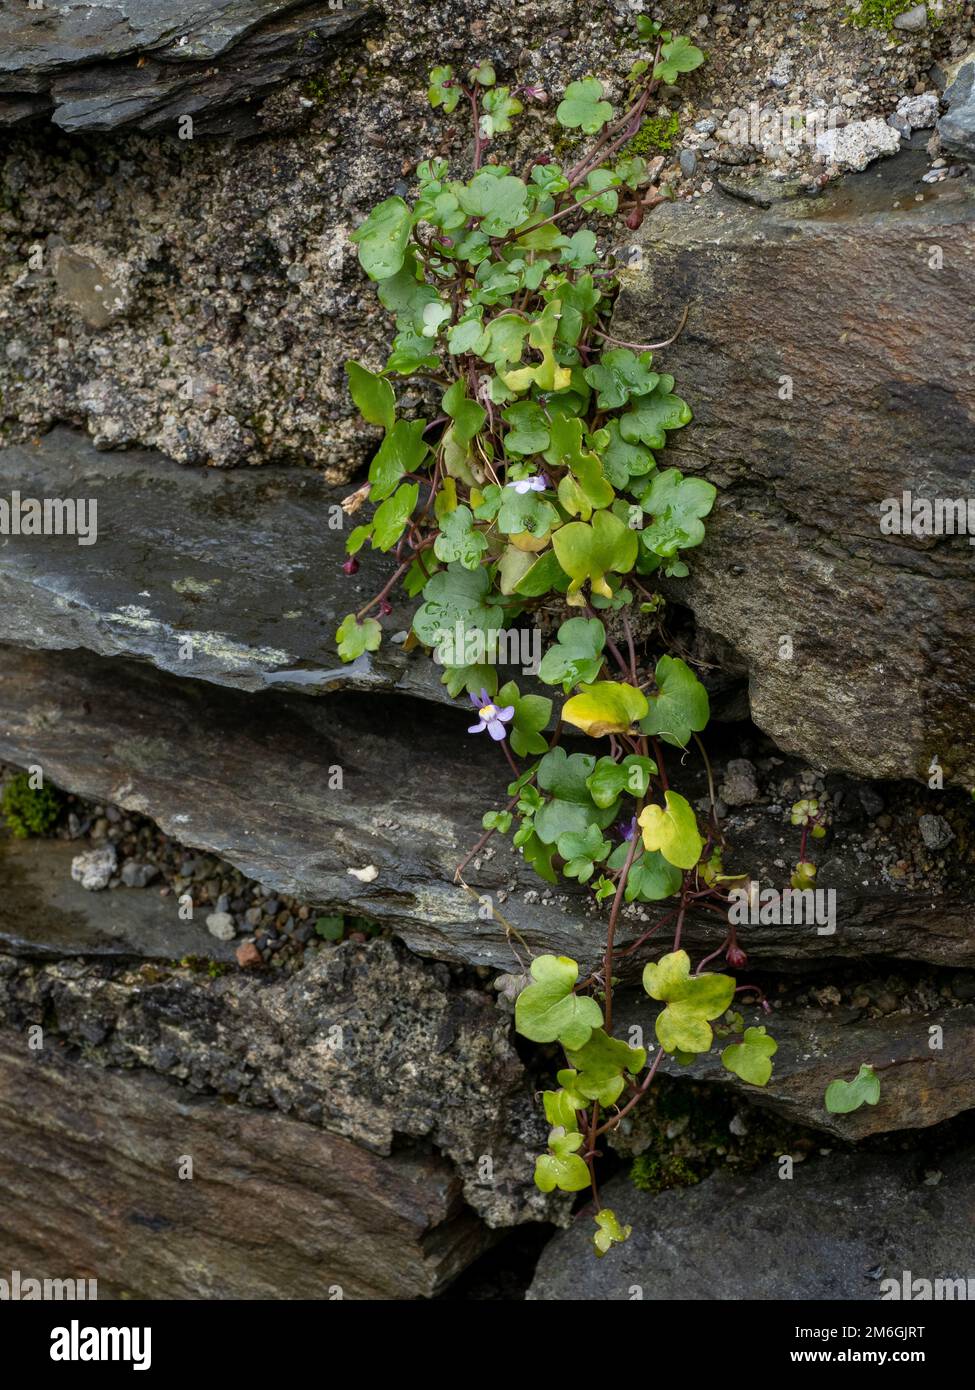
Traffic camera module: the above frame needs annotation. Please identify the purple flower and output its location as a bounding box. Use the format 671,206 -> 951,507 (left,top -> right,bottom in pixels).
506,474 -> 549,494
618,815 -> 638,842
468,688 -> 515,741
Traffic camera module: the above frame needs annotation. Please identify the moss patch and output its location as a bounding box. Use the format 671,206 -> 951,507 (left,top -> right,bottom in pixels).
1,774 -> 63,839
844,0 -> 930,30
622,111 -> 680,157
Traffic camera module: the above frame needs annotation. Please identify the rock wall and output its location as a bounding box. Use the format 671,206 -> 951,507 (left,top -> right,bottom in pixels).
0,0 -> 973,1302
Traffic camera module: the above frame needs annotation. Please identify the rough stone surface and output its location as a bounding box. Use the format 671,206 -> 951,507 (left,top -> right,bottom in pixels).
941,58 -> 975,162
613,145 -> 975,788
528,1148 -> 975,1300
816,116 -> 901,171
0,935 -> 554,1228
0,836 -> 236,962
0,1032 -> 483,1299
611,990 -> 975,1142
69,843 -> 115,889
0,2 -> 375,136
0,429 -> 469,706
0,644 -> 971,974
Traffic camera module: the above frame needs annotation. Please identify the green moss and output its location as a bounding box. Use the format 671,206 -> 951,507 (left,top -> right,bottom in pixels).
844,0 -> 930,30
1,773 -> 63,839
631,1152 -> 702,1192
622,111 -> 680,157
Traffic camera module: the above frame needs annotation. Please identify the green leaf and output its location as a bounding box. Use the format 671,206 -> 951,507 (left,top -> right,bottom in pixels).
433,504 -> 488,570
556,78 -> 614,134
638,790 -> 703,870
722,1027 -> 778,1087
448,316 -> 490,356
593,1208 -> 631,1257
350,196 -> 413,282
538,617 -> 606,693
654,35 -> 705,85
556,823 -> 611,882
640,655 -> 709,749
563,1029 -> 646,1106
512,549 -> 570,598
479,86 -> 523,138
372,482 -> 419,552
386,327 -> 440,375
369,418 -> 429,502
345,361 -> 395,432
543,1089 -> 580,1131
457,172 -> 530,236
534,747 -> 617,844
336,613 -> 382,662
560,229 -> 599,269
563,681 -> 649,738
643,949 -> 736,1054
428,65 -> 461,113
825,1064 -> 881,1115
502,401 -> 550,456
412,564 -> 503,649
636,467 -> 716,557
515,954 -> 603,1049
552,509 -> 638,605
497,680 -> 552,758
583,348 -> 658,410
534,1128 -> 591,1193
575,167 -> 619,215
442,380 -> 487,445
620,378 -> 693,449
610,844 -> 683,902
586,754 -> 656,808
601,419 -> 655,490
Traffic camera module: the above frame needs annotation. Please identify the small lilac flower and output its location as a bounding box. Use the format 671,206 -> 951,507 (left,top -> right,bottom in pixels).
468,688 -> 515,741
506,474 -> 549,495
618,815 -> 638,842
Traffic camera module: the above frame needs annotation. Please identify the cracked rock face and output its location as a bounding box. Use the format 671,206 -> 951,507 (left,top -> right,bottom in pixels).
612,144 -> 975,789
0,936 -> 556,1229
0,1 -> 374,135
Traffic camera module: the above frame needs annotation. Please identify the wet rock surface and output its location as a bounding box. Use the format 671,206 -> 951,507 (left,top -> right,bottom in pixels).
0,428 -> 456,704
613,143 -> 975,788
0,644 -> 971,974
528,1146 -> 975,1301
0,837 -> 237,962
0,935 -> 554,1229
0,1032 -> 483,1299
0,1 -> 374,135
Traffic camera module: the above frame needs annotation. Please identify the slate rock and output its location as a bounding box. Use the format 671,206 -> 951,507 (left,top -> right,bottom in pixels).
940,58 -> 975,163
0,644 -> 972,974
528,1148 -> 975,1300
0,1032 -> 483,1299
612,144 -> 975,788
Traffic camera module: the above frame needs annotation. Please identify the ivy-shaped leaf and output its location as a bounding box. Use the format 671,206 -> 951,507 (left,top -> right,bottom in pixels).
369,418 -> 429,502
433,504 -> 488,570
514,954 -> 604,1049
336,613 -> 382,662
543,1089 -> 580,1131
620,377 -> 693,449
824,1064 -> 881,1115
642,949 -> 736,1054
538,617 -> 606,693
412,564 -> 503,649
600,419 -> 655,489
428,65 -> 461,113
586,754 -> 656,807
497,485 -> 560,542
556,823 -> 611,882
654,36 -> 705,85
636,467 -> 716,557
502,299 -> 573,394
457,172 -> 530,236
442,380 -> 487,444
552,508 -> 639,605
502,400 -> 551,456
350,195 -> 413,282
534,1127 -> 591,1193
563,681 -> 649,738
583,349 -> 658,410
607,842 -> 683,902
479,86 -> 523,138
639,655 -> 709,749
563,1028 -> 646,1106
345,361 -> 395,432
638,790 -> 703,870
556,78 -> 614,134
593,1209 -> 631,1258
534,747 -> 618,844
722,1026 -> 778,1087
